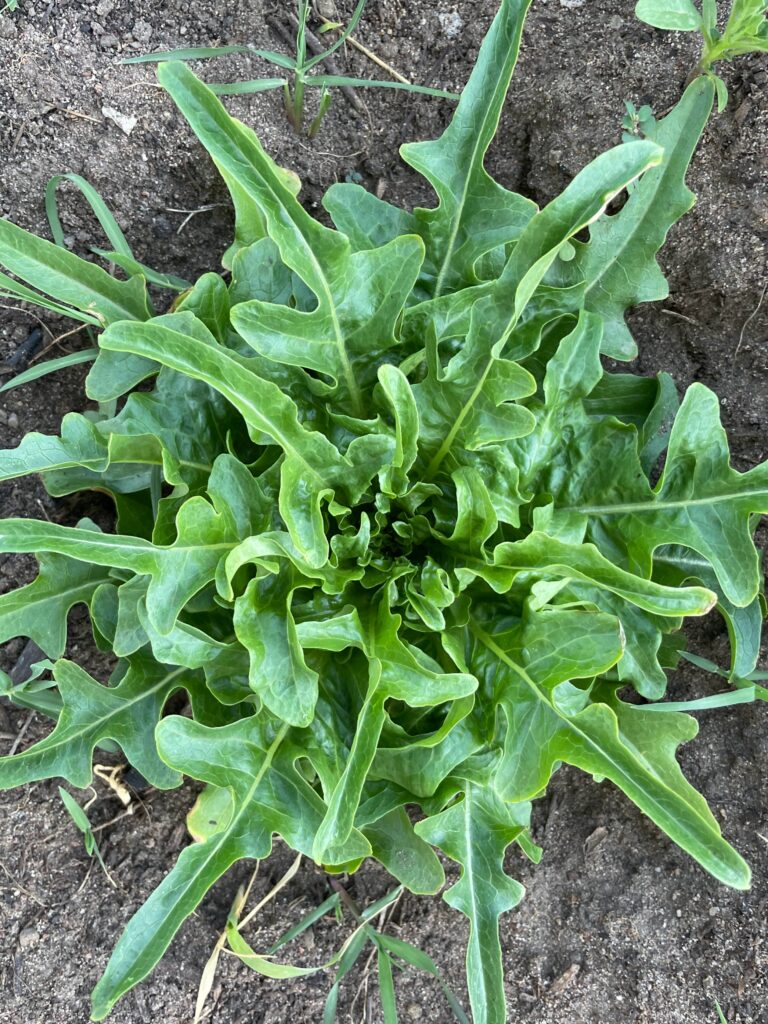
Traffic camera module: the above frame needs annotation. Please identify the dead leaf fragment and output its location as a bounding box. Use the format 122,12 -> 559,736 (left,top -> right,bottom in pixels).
101,105 -> 137,136
549,963 -> 581,997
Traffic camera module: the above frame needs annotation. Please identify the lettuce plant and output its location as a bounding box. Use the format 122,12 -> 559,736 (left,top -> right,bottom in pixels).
0,0 -> 766,1021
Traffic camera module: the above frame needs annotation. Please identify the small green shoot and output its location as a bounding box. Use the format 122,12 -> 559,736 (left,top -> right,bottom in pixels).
715,1001 -> 730,1023
635,0 -> 768,109
680,652 -> 768,700
227,880 -> 469,1023
621,100 -> 657,142
123,0 -> 458,135
58,786 -> 116,886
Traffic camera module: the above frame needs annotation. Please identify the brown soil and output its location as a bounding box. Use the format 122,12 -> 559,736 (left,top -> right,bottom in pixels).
0,2 -> 766,1023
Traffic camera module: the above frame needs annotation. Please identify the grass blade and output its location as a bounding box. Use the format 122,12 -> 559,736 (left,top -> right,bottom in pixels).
91,249 -> 191,291
0,272 -> 102,325
305,74 -> 458,98
0,349 -> 98,393
638,688 -> 757,712
124,46 -> 297,69
268,893 -> 341,954
377,934 -> 470,1023
377,946 -> 398,1023
208,78 -> 287,95
303,0 -> 368,71
45,173 -> 133,258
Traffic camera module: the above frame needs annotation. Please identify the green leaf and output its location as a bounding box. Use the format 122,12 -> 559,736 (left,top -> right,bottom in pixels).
635,0 -> 703,31
377,363 -> 420,496
472,620 -> 751,890
0,270 -> 102,324
90,716 -> 369,1019
415,320 -> 537,478
416,783 -> 527,1024
0,549 -> 109,657
654,546 -> 764,680
465,531 -> 716,617
569,384 -> 768,607
576,77 -> 715,358
157,61 -> 424,413
363,807 -> 445,895
399,0 -> 536,296
0,656 -> 202,791
308,591 -> 477,862
323,184 -> 416,253
0,217 -> 152,325
93,249 -> 191,291
0,491 -> 241,636
234,573 -> 319,727
99,315 -> 352,565
491,140 -> 663,344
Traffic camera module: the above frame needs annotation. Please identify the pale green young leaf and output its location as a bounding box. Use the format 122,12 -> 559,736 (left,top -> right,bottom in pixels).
234,573 -> 319,727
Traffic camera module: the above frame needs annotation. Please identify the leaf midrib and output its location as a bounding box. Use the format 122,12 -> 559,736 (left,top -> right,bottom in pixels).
568,489 -> 767,515
243,161 -> 362,414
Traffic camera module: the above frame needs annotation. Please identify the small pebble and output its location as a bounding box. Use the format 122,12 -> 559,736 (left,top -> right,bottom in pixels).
7,411 -> 19,429
438,11 -> 463,39
96,0 -> 114,16
18,928 -> 38,949
132,19 -> 152,44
